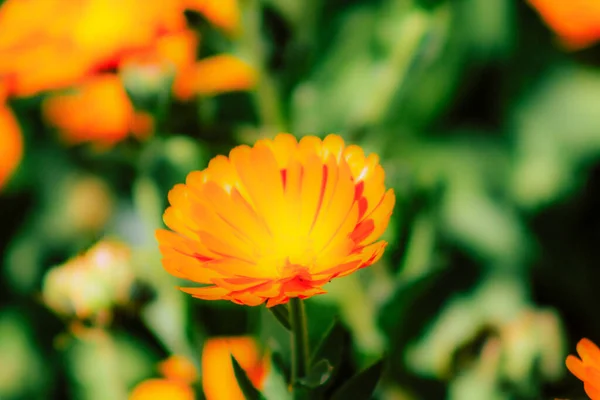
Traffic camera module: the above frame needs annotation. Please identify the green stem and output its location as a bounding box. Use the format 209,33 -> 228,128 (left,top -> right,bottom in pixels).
289,297 -> 309,395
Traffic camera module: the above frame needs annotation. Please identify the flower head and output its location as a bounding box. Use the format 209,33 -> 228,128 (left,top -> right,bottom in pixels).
202,337 -> 268,400
527,0 -> 600,49
130,355 -> 197,400
156,133 -> 395,307
42,239 -> 135,320
566,338 -> 600,399
42,74 -> 153,147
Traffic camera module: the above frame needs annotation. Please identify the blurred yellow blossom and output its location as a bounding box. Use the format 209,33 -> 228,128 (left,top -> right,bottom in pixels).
42,239 -> 134,321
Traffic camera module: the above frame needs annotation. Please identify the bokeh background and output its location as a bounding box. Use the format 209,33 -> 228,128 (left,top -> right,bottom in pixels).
1,0 -> 600,399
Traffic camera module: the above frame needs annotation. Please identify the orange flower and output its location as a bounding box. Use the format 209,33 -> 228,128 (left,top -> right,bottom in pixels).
0,0 -> 186,97
566,338 -> 600,399
42,74 -> 153,147
173,55 -> 257,101
130,355 -> 197,400
159,355 -> 198,385
0,98 -> 23,189
528,0 -> 600,49
129,379 -> 194,400
156,134 -> 395,307
202,337 -> 268,400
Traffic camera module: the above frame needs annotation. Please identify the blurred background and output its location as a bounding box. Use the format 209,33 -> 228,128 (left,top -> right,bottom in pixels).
1,0 -> 600,399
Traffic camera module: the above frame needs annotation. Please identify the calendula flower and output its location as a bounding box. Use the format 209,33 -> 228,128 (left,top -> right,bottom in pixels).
527,0 -> 600,49
42,75 -> 153,147
42,239 -> 135,320
0,0 -> 186,97
566,338 -> 600,399
156,134 -> 395,307
158,355 -> 198,385
202,337 -> 268,400
129,379 -> 194,400
0,97 -> 23,189
130,355 -> 197,400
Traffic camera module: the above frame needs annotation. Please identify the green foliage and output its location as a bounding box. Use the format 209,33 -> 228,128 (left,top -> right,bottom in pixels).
3,0 -> 600,399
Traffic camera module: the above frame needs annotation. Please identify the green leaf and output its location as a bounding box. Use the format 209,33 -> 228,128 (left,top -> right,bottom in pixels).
261,352 -> 292,400
311,319 -> 347,375
298,359 -> 334,389
231,355 -> 265,400
330,359 -> 385,400
268,304 -> 291,331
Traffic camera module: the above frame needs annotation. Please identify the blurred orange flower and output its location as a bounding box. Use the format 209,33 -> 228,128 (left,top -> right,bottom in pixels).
0,98 -> 23,189
159,355 -> 198,385
0,0 -> 253,147
42,75 -> 153,147
0,0 -> 186,97
129,379 -> 194,400
202,337 -> 268,400
528,0 -> 600,49
156,134 -> 395,307
130,355 -> 197,400
566,338 -> 600,399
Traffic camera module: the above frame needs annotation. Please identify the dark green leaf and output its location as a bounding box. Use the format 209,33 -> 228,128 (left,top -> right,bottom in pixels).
231,355 -> 265,400
268,304 -> 291,330
310,319 -> 348,375
330,359 -> 384,400
298,359 -> 334,389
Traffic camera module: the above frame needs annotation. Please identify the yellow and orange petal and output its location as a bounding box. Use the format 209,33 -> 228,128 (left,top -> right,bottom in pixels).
202,337 -> 268,400
159,355 -> 198,385
156,133 -> 395,307
566,338 -> 600,399
172,55 -> 257,101
527,0 -> 600,49
0,100 -> 22,189
42,74 -> 153,147
129,379 -> 195,400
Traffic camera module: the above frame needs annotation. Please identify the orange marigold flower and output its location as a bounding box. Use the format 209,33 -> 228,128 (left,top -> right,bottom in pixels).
566,338 -> 600,399
42,74 -> 153,147
0,0 -> 186,97
158,355 -> 198,385
528,0 -> 600,49
202,337 -> 268,400
0,99 -> 23,189
173,55 -> 257,101
156,134 -> 395,307
129,379 -> 194,400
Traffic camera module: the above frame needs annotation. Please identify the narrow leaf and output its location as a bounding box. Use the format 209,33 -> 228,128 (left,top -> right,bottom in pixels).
231,355 -> 265,400
330,359 -> 384,400
298,359 -> 334,389
268,304 -> 291,330
311,319 -> 348,375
